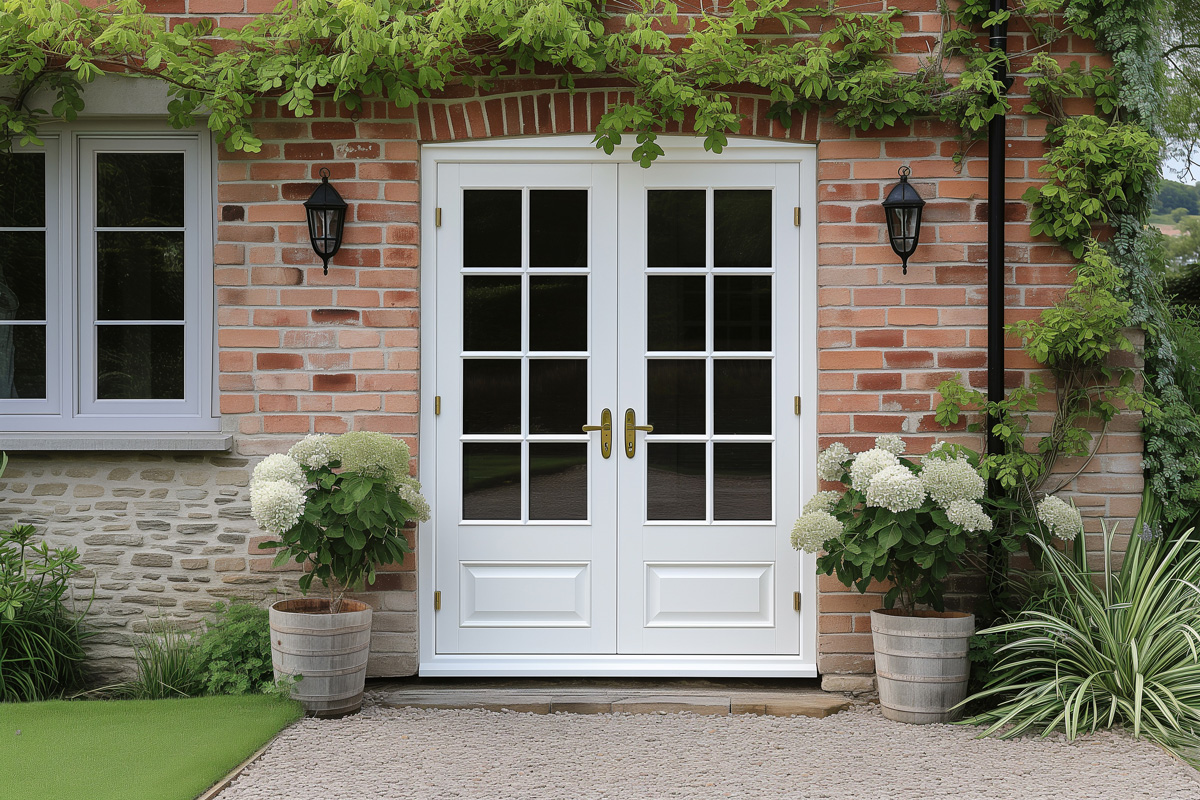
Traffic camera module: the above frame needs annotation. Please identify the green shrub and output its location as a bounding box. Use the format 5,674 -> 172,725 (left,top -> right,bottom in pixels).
121,619 -> 205,699
0,522 -> 91,701
196,602 -> 275,695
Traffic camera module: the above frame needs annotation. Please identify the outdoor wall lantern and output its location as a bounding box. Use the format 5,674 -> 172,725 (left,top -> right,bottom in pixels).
882,165 -> 926,275
304,168 -> 348,275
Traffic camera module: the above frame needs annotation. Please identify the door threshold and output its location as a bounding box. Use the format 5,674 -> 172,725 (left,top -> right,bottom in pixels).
419,654 -> 817,678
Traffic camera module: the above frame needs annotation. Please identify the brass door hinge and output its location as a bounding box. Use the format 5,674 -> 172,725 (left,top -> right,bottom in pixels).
434,590 -> 441,611
434,396 -> 441,416
793,591 -> 802,612
794,396 -> 801,416
794,206 -> 801,227
435,207 -> 442,228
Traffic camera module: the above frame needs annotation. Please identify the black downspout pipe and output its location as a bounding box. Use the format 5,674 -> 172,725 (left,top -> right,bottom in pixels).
986,0 -> 1011,461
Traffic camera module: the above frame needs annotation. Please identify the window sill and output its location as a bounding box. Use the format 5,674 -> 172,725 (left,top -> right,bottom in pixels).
0,432 -> 233,452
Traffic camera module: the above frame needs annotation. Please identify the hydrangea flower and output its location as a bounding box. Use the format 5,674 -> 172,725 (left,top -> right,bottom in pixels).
803,490 -> 842,514
864,464 -> 925,513
817,442 -> 851,482
1037,495 -> 1083,541
849,448 -> 900,492
251,453 -> 305,488
791,511 -> 843,554
333,431 -> 411,485
288,434 -> 335,470
397,477 -> 432,522
945,499 -> 993,532
249,479 -> 305,536
919,455 -> 985,508
875,434 -> 906,456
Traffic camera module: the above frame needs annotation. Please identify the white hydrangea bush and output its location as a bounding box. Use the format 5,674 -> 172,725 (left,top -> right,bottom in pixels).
1036,495 -> 1084,541
791,510 -> 842,554
864,464 -> 925,513
250,479 -> 306,536
849,447 -> 900,492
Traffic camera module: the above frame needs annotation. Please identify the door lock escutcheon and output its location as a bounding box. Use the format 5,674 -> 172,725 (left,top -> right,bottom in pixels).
582,408 -> 613,459
624,408 -> 653,458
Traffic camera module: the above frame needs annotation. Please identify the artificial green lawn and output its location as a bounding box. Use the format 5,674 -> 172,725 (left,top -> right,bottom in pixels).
0,695 -> 303,800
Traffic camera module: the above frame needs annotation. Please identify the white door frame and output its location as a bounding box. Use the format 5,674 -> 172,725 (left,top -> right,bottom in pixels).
418,135 -> 819,677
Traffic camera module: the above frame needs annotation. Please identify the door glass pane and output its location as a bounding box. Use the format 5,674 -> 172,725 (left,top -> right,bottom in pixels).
463,359 -> 521,433
714,360 -> 771,435
0,325 -> 46,399
0,153 -> 44,227
529,443 -> 587,520
714,443 -> 772,520
96,232 -> 185,321
647,443 -> 705,520
647,359 -> 705,434
714,190 -> 771,267
530,190 -> 587,268
714,276 -> 770,351
530,276 -> 587,352
463,443 -> 521,520
0,232 -> 46,320
529,359 -> 586,434
463,190 -> 521,267
647,190 -> 705,268
97,325 -> 184,399
96,153 -> 184,228
647,276 -> 705,351
464,276 -> 520,351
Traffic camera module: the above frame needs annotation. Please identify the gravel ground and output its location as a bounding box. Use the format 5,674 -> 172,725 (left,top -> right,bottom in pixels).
217,703 -> 1200,800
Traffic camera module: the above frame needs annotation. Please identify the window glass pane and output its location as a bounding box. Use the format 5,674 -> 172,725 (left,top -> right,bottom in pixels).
714,190 -> 771,267
97,232 -> 184,321
0,325 -> 46,399
97,325 -> 184,399
714,276 -> 770,351
647,443 -> 705,520
714,443 -> 772,520
463,190 -> 521,267
647,190 -> 705,268
463,443 -> 521,520
463,359 -> 521,434
647,276 -> 705,351
529,359 -> 586,434
530,190 -> 587,268
647,359 -> 705,434
96,153 -> 185,228
530,276 -> 587,352
714,360 -> 771,435
463,276 -> 520,351
0,232 -> 46,320
529,443 -> 587,521
0,152 -> 45,227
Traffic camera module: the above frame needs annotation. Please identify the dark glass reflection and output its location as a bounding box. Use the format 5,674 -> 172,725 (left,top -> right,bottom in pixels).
714,360 -> 771,435
97,325 -> 184,399
530,276 -> 587,352
463,190 -> 521,267
463,359 -> 521,433
714,276 -> 771,351
0,153 -> 45,227
97,232 -> 185,321
0,325 -> 46,399
647,443 -> 706,520
0,232 -> 46,320
714,190 -> 772,267
647,359 -> 705,434
96,153 -> 185,228
530,190 -> 587,268
714,443 -> 772,520
647,190 -> 705,267
463,443 -> 521,520
529,359 -> 586,434
647,276 -> 705,351
463,276 -> 521,351
529,443 -> 587,520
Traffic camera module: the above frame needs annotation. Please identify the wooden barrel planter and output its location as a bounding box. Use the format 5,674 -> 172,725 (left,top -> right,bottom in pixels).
269,598 -> 373,718
870,609 -> 974,724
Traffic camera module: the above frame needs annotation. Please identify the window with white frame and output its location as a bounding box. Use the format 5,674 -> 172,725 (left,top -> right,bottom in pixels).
0,132 -> 216,433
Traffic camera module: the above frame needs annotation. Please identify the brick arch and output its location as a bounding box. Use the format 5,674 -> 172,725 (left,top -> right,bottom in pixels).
415,90 -> 820,143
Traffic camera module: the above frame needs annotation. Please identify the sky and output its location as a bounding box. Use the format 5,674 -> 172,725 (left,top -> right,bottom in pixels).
1163,145 -> 1199,185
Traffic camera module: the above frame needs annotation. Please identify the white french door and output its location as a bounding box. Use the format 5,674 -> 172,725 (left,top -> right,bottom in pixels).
422,139 -> 816,675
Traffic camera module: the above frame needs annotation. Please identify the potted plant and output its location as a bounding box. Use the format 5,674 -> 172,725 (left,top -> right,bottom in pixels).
791,436 -> 996,723
250,432 -> 430,717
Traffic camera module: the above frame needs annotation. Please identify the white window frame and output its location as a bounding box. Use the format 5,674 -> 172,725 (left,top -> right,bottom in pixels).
0,124 -> 218,436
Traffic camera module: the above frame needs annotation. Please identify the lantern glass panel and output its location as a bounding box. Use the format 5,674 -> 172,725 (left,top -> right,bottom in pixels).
307,206 -> 345,257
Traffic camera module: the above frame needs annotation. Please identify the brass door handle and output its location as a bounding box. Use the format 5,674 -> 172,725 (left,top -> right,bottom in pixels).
582,408 -> 612,459
624,408 -> 652,458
